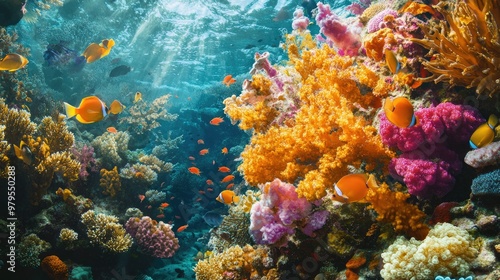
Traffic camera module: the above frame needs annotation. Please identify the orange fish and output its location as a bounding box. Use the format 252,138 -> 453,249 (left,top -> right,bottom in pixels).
157,214 -> 165,219
221,175 -> 235,183
82,39 -> 115,63
160,202 -> 169,208
108,100 -> 125,114
138,194 -> 145,203
188,167 -> 201,175
177,224 -> 189,232
469,114 -> 498,149
384,49 -> 400,74
222,75 -> 236,86
332,174 -> 369,203
218,166 -> 231,173
199,149 -> 209,155
64,96 -> 108,124
216,190 -> 240,205
226,183 -> 234,189
384,97 -> 418,128
188,156 -> 195,161
197,139 -> 205,144
206,179 -> 214,185
0,53 -> 29,71
221,147 -> 228,154
210,117 -> 224,125
107,127 -> 118,133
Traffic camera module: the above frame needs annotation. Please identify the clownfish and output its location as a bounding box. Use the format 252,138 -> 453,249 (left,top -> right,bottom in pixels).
108,100 -> 125,114
216,190 -> 240,205
64,96 -> 108,124
469,114 -> 498,149
383,97 -> 418,128
82,39 -> 115,63
0,53 -> 29,72
13,140 -> 34,165
332,174 -> 369,203
384,49 -> 400,74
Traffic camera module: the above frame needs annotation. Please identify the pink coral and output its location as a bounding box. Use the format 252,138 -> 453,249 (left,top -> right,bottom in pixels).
72,144 -> 98,180
249,179 -> 327,245
315,2 -> 362,56
366,9 -> 398,33
292,8 -> 310,31
125,216 -> 179,258
380,102 -> 484,198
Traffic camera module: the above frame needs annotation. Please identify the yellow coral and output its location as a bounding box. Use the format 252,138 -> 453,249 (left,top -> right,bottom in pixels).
0,125 -> 10,177
91,131 -> 130,167
0,98 -> 36,145
363,28 -> 397,61
139,154 -> 173,173
59,228 -> 78,242
365,175 -> 429,240
412,0 -> 500,96
359,2 -> 389,24
233,42 -> 394,201
99,166 -> 121,197
36,151 -> 80,182
81,210 -> 132,253
37,114 -> 74,153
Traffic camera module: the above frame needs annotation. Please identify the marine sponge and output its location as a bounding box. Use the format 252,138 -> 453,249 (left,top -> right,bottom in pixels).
412,0 -> 500,96
41,255 -> 69,280
81,210 -> 132,253
380,223 -> 479,280
99,166 -> 121,197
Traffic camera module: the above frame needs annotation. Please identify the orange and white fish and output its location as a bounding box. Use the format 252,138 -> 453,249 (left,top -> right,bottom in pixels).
332,174 -> 369,203
470,114 -> 498,149
383,97 -> 418,128
108,100 -> 125,114
221,147 -> 228,154
177,224 -> 189,232
64,96 -> 108,124
0,53 -> 29,71
188,167 -> 201,175
221,175 -> 235,183
222,75 -> 236,86
216,190 -> 240,205
210,117 -> 224,125
218,166 -> 231,173
199,149 -> 209,155
107,127 -> 118,133
82,39 -> 115,63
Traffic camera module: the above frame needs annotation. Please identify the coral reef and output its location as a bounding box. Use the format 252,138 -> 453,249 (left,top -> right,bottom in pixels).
125,216 -> 179,258
208,206 -> 253,253
41,255 -> 69,280
0,98 -> 36,145
0,125 -> 10,177
144,190 -> 166,205
194,244 -> 276,280
18,233 -> 51,268
120,163 -> 157,185
91,131 -> 130,168
380,223 -> 479,280
412,0 -> 500,96
80,210 -> 132,253
71,144 -> 98,180
99,166 -> 121,197
119,94 -> 178,134
59,228 -> 78,242
38,114 -> 75,153
138,154 -> 173,173
380,102 -> 483,198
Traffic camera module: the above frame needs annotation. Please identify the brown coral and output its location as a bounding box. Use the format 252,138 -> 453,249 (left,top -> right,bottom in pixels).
37,114 -> 74,153
412,0 -> 500,96
40,255 -> 69,280
0,125 -> 10,177
0,98 -> 36,145
99,166 -> 121,197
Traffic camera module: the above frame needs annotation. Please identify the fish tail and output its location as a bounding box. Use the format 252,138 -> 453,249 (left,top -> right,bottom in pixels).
13,144 -> 23,160
63,102 -> 77,119
233,195 -> 240,204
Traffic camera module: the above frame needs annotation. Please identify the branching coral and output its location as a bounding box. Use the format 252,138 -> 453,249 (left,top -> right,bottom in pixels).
99,166 -> 121,197
138,154 -> 173,173
91,131 -> 130,168
125,216 -> 179,258
18,233 -> 51,268
412,0 -> 500,96
38,114 -> 74,153
120,163 -> 157,185
59,228 -> 78,242
81,210 -> 132,253
228,34 -> 394,201
0,98 -> 36,145
0,125 -> 10,177
119,94 -> 177,134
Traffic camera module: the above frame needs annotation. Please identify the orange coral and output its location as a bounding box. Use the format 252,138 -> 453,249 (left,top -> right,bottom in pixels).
40,255 -> 68,280
100,166 -> 121,197
232,41 -> 394,201
363,28 -> 397,61
412,0 -> 500,96
365,175 -> 429,240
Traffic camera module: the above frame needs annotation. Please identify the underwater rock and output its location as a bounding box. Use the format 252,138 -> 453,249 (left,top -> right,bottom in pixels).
0,0 -> 24,27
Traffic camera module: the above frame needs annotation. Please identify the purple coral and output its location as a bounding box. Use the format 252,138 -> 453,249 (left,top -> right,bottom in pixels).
72,144 -> 98,180
249,179 -> 328,245
366,9 -> 398,33
315,2 -> 362,56
125,216 -> 179,258
379,102 -> 484,198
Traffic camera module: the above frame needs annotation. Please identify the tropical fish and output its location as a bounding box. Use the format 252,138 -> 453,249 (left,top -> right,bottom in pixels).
109,65 -> 131,77
203,211 -> 224,227
384,49 -> 400,74
13,141 -> 34,165
383,97 -> 418,128
207,188 -> 213,192
206,179 -> 214,185
43,41 -> 84,71
221,147 -> 228,154
156,214 -> 165,219
222,75 -> 236,86
197,139 -> 204,144
107,127 -> 118,133
210,117 -> 224,125
218,166 -> 231,173
198,190 -> 206,195
199,149 -> 209,155
188,166 -> 201,175
226,183 -> 234,189
0,53 -> 29,71
221,175 -> 235,183
160,202 -> 169,208
82,39 -> 115,63
188,156 -> 195,161
108,100 -> 125,114
64,96 -> 108,124
134,91 -> 142,103
138,194 -> 145,203
216,190 -> 240,204
469,114 -> 498,149
177,224 -> 189,232
332,174 -> 369,203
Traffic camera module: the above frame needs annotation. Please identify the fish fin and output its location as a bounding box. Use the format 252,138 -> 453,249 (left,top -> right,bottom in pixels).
63,102 -> 77,119
13,144 -> 23,160
233,195 -> 240,204
488,114 -> 498,129
408,114 -> 417,127
75,114 -> 94,124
